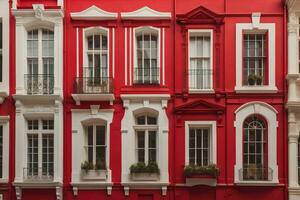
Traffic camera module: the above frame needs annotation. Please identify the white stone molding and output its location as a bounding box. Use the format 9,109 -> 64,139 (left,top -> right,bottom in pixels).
161,186 -> 167,196
124,186 -> 130,196
121,94 -> 170,185
121,6 -> 171,20
16,187 -> 22,200
235,13 -> 277,93
56,186 -> 63,200
72,187 -> 78,196
184,121 -> 217,166
71,108 -> 114,184
234,101 -> 278,184
107,186 -> 112,196
71,5 -> 117,20
0,116 -> 9,183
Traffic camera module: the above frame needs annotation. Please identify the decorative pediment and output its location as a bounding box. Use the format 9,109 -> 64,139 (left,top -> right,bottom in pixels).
70,5 -> 118,20
175,99 -> 224,114
177,6 -> 223,25
121,6 -> 171,20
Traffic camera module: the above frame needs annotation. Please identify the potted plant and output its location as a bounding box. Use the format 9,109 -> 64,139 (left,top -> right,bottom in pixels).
81,160 -> 107,181
130,162 -> 160,181
184,164 -> 220,178
247,74 -> 256,86
256,76 -> 263,85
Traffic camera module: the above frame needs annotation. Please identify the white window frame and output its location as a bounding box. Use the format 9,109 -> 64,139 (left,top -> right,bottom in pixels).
0,20 -> 2,83
25,119 -> 54,180
234,102 -> 278,184
185,121 -> 216,166
235,13 -> 277,93
133,26 -> 161,84
0,116 -> 9,183
188,29 -> 214,93
83,27 -> 109,78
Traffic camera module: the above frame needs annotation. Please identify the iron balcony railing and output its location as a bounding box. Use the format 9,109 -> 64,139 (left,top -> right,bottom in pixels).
133,67 -> 160,84
188,69 -> 213,90
25,74 -> 54,95
23,167 -> 53,182
73,77 -> 113,94
239,166 -> 273,181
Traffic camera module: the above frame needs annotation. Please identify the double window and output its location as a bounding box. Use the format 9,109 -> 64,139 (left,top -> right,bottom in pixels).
243,33 -> 267,86
26,119 -> 54,180
189,31 -> 213,91
27,29 -> 54,94
189,128 -> 210,166
135,114 -> 157,164
135,28 -> 159,84
85,125 -> 106,167
242,115 -> 267,181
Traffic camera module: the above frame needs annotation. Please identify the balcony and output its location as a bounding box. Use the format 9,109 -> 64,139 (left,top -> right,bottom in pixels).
72,74 -> 114,105
23,167 -> 53,182
239,166 -> 273,182
25,74 -> 54,95
188,69 -> 213,93
133,68 -> 160,85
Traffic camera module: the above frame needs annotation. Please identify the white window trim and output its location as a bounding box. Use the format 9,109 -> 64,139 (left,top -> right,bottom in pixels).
121,6 -> 171,20
234,101 -> 279,184
133,26 -> 161,85
185,121 -> 216,166
188,29 -> 214,93
0,116 -> 9,183
82,27 -> 110,77
71,5 -> 117,21
235,13 -> 277,93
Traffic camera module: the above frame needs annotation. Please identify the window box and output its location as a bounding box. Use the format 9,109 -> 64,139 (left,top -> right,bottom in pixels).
81,169 -> 107,181
130,162 -> 160,181
131,172 -> 160,181
184,164 -> 220,178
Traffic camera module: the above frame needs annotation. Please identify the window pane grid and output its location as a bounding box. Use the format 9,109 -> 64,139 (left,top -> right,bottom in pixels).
189,128 -> 210,166
0,22 -> 2,82
42,134 -> 54,176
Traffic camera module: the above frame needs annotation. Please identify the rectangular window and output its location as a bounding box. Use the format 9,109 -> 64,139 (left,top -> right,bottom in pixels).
0,21 -> 2,82
136,131 -> 157,164
26,119 -> 54,180
0,126 -> 2,178
85,125 -> 106,166
243,33 -> 267,86
189,31 -> 212,91
189,128 -> 210,166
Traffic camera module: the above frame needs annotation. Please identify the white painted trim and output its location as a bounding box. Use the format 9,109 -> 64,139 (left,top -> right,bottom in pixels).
0,116 -> 9,182
162,28 -> 165,85
188,29 -> 214,92
112,28 -> 115,78
70,5 -> 117,21
184,121 -> 217,166
71,108 -> 113,184
121,6 -> 171,20
235,15 -> 277,93
125,28 -> 128,85
234,102 -> 278,184
121,94 -> 170,101
76,28 -> 79,78
129,28 -> 132,86
0,0 -> 10,96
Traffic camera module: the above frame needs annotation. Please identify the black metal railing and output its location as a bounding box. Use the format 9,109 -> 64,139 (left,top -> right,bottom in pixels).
25,74 -> 54,95
133,68 -> 160,84
23,167 -> 53,182
188,69 -> 213,90
73,77 -> 113,94
239,166 -> 273,181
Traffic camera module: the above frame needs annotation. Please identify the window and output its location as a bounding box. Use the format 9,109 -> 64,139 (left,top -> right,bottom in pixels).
135,114 -> 157,164
0,126 -> 2,178
243,33 -> 267,86
85,125 -> 106,166
26,119 -> 54,180
189,128 -> 210,166
0,21 -> 2,82
134,28 -> 159,84
26,29 -> 54,94
242,115 -> 267,181
189,30 -> 212,91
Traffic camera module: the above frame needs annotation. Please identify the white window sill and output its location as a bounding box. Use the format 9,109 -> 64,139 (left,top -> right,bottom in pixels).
0,179 -> 9,183
189,89 -> 215,94
234,180 -> 279,186
235,86 -> 278,93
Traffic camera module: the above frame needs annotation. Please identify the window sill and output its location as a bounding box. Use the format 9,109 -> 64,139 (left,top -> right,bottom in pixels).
185,176 -> 217,186
189,89 -> 214,94
235,86 -> 278,93
234,180 -> 279,186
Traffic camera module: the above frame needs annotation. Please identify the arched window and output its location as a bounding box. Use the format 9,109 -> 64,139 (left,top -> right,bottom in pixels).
243,115 -> 267,180
135,113 -> 158,164
135,27 -> 159,84
27,29 -> 54,94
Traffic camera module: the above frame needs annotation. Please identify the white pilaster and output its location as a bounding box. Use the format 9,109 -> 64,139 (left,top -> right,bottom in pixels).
288,112 -> 299,187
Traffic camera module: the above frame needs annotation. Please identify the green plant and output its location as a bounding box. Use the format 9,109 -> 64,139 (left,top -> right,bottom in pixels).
256,76 -> 263,85
130,162 -> 160,174
183,164 -> 220,177
95,160 -> 107,170
81,161 -> 94,173
247,74 -> 256,85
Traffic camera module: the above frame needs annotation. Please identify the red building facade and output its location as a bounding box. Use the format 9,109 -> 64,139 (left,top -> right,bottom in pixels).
0,0 -> 288,200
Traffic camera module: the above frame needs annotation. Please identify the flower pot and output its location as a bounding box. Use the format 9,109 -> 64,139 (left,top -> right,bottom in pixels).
130,172 -> 160,181
81,170 -> 107,181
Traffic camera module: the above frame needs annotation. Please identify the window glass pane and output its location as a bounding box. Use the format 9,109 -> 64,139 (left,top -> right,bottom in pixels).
0,126 -> 2,178
138,149 -> 145,163
149,149 -> 156,163
87,126 -> 93,145
189,129 -> 195,148
96,126 -> 105,145
148,131 -> 156,148
137,131 -> 145,148
96,147 -> 106,163
27,134 -> 39,176
147,116 -> 157,125
42,134 -> 54,176
189,149 -> 195,165
137,116 -> 146,125
102,35 -> 107,49
0,22 -> 2,49
94,35 -> 100,50
88,36 -> 93,50
28,120 -> 39,130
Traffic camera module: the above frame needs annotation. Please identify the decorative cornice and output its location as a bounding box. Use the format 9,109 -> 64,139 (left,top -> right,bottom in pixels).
121,6 -> 171,20
70,5 -> 117,20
